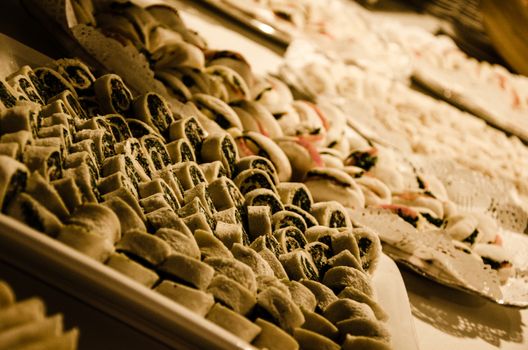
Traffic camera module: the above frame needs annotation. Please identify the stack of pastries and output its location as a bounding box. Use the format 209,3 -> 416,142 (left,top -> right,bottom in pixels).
0,280 -> 79,350
0,52 -> 391,348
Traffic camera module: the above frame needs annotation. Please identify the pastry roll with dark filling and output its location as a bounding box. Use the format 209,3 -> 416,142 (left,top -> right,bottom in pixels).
102,114 -> 133,142
39,124 -> 72,150
155,70 -> 192,102
273,227 -> 308,253
327,250 -> 364,274
256,286 -> 305,333
0,143 -> 18,159
106,252 -> 158,288
206,274 -> 256,315
284,204 -> 318,228
0,156 -> 28,212
145,207 -> 189,233
199,161 -> 226,183
352,228 -> 381,274
139,178 -> 181,211
234,155 -> 279,186
33,67 -> 76,102
331,230 -> 361,262
305,241 -> 332,275
0,131 -> 32,156
102,154 -> 150,193
140,135 -> 172,171
300,280 -> 338,313
6,66 -> 43,101
207,176 -> 244,211
310,201 -> 352,229
57,224 -> 114,262
131,92 -> 174,135
293,328 -> 340,350
170,161 -> 206,191
194,229 -> 233,259
234,168 -> 276,195
68,203 -> 121,244
115,137 -> 155,179
7,71 -> 44,104
0,79 -> 19,109
214,221 -> 247,248
51,177 -> 82,213
338,287 -> 388,321
116,229 -> 171,267
244,188 -> 283,214
155,168 -> 185,204
158,252 -> 215,290
140,193 -> 175,213
75,129 -> 115,163
26,171 -> 69,220
231,99 -> 284,139
206,304 -> 261,343
49,58 -> 95,92
168,116 -> 207,154
6,193 -> 63,237
126,119 -> 161,140
234,132 -> 291,182
280,250 -> 319,281
272,211 -> 307,233
200,133 -> 239,177
166,139 -> 195,165
69,138 -> 99,166
246,205 -> 272,241
277,182 -> 313,211
0,101 -> 40,136
179,198 -> 216,232
205,65 -> 250,102
155,227 -> 200,259
191,94 -> 243,130
322,266 -> 373,297
155,280 -> 214,317
103,197 -> 146,234
94,74 -> 133,115
337,317 -> 390,342
183,182 -> 217,216
150,41 -> 205,71
63,163 -> 101,203
48,90 -> 87,120
252,318 -> 299,350
282,280 -> 318,313
184,211 -> 215,235
301,308 -> 339,340
98,172 -> 138,200
323,299 -> 375,325
23,145 -> 62,181
231,243 -> 274,277
304,168 -> 365,210
64,151 -> 99,180
204,256 -> 257,293
250,234 -> 285,257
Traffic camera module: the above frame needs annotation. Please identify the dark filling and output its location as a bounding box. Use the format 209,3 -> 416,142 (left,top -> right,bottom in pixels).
20,198 -> 45,232
277,214 -> 307,233
345,151 -> 378,171
88,167 -> 103,202
395,209 -> 418,228
190,166 -> 206,186
180,142 -> 195,162
481,257 -> 503,270
64,65 -> 92,88
227,181 -> 244,207
285,237 -> 301,252
285,205 -> 317,227
107,116 -> 132,140
251,159 -> 276,183
102,132 -> 116,159
47,151 -> 63,181
222,137 -> 237,175
110,78 -> 131,114
265,234 -> 284,256
239,173 -> 273,194
147,94 -> 171,131
292,189 -> 311,211
318,234 -> 333,247
135,154 -> 152,178
421,212 -> 444,227
463,229 -> 479,245
145,138 -> 170,170
307,243 -> 330,272
2,171 -> 27,213
19,78 -> 41,103
28,71 -> 45,99
274,10 -> 293,22
66,93 -> 87,119
0,81 -> 17,107
163,192 -> 180,211
213,111 -> 231,129
124,156 -> 142,193
252,195 -> 283,214
38,69 -> 69,101
329,211 -> 346,228
205,191 -> 217,214
184,120 -> 205,153
109,124 -> 125,142
416,176 -> 426,190
286,228 -> 307,249
301,255 -> 319,280
358,237 -> 372,258
181,75 -> 196,88
79,97 -> 100,117
128,121 -> 151,138
255,87 -> 272,101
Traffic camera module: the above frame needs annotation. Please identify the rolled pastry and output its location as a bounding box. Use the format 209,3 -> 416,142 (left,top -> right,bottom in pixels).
356,176 -> 392,206
200,133 -> 239,177
204,256 -> 257,293
104,197 -> 146,235
206,303 -> 261,343
6,193 -> 63,237
323,299 -> 375,325
352,227 -> 382,274
304,226 -> 339,246
158,253 -> 215,290
94,74 -> 133,115
244,188 -> 283,214
293,328 -> 340,350
310,201 -> 352,229
155,227 -> 198,255
199,161 -> 227,183
116,229 -> 171,266
194,229 -> 233,259
155,280 -> 214,317
339,287 -> 388,321
7,72 -> 43,104
0,101 -> 40,137
56,224 -> 114,262
144,207 -> 186,233
192,93 -> 242,130
0,281 -> 15,308
272,211 -> 307,233
305,241 -> 332,274
275,136 -> 325,181
256,286 -> 305,333
344,148 -> 378,171
300,280 -> 338,312
140,193 -> 173,214
234,155 -> 279,186
279,250 -> 319,281
48,90 -> 87,120
234,132 -> 291,182
252,318 -> 299,350
284,204 -> 318,228
282,280 -> 317,312
106,252 -> 158,288
64,151 -> 99,180
39,124 -> 72,150
208,176 -> 245,211
234,168 -> 276,195
0,314 -> 64,349
327,250 -> 364,273
25,171 -> 69,220
213,206 -> 244,226
276,182 -> 313,212
49,58 -> 95,91
155,168 -> 185,204
273,226 -> 308,253
231,100 -> 283,138
322,266 -> 373,296
214,221 -> 246,248
33,67 -> 76,102
300,308 -> 339,340
304,168 -> 365,210
75,129 -> 115,163
179,197 -> 216,229
183,212 -> 215,234
131,92 -> 174,135
257,248 -> 289,279
98,172 -> 138,200
126,119 -> 161,139
336,317 -> 390,343
0,79 -> 19,109
341,334 -> 392,350
139,135 -> 171,171
165,138 -> 195,164
170,161 -> 206,191
67,203 -> 121,243
51,177 -> 82,213
250,234 -> 285,257
168,116 -> 207,153
151,40 -> 205,70
207,274 -> 256,315
183,182 -> 217,216
231,243 -> 275,277
246,205 -> 272,241
103,114 -> 133,142
0,156 -> 28,212
155,70 -> 192,102
139,178 -> 181,211
205,65 -> 250,102
0,131 -> 32,156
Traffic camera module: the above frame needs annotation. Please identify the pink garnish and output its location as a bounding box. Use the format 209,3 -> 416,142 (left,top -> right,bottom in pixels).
236,138 -> 255,157
378,204 -> 419,219
255,119 -> 269,137
494,234 -> 503,246
394,192 -> 420,201
306,101 -> 330,130
296,136 -> 324,167
512,90 -> 521,109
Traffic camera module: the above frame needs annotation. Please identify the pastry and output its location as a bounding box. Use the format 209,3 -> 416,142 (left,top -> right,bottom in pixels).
304,168 -> 365,210
106,252 -> 159,288
67,203 -> 121,243
6,193 -> 63,237
272,211 -> 307,233
300,308 -> 339,340
276,182 -> 313,212
252,318 -> 299,350
155,227 -> 200,259
231,100 -> 283,139
246,205 -> 272,241
282,280 -> 317,312
234,155 -> 279,186
206,274 -> 256,315
204,257 -> 257,293
305,241 -> 332,274
170,161 -> 206,191
310,201 -> 352,229
233,168 -> 276,195
256,286 -> 305,333
93,74 -> 133,115
165,139 -> 196,164
154,280 -> 214,317
132,92 -> 174,135
244,189 -> 284,214
199,161 -> 227,183
336,317 -> 390,343
214,221 -> 246,248
292,328 -> 340,350
194,229 -> 233,259
352,227 -> 381,274
56,224 -> 114,262
159,253 -> 215,290
322,266 -> 373,296
116,229 -> 171,266
206,304 -> 261,343
339,287 -> 388,321
341,334 -> 392,350
231,243 -> 275,277
200,133 -> 239,177
33,67 -> 76,102
207,176 -> 245,211
273,226 -> 308,253
300,280 -> 338,312
0,156 -> 29,212
322,299 -> 375,325
279,250 -> 319,281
